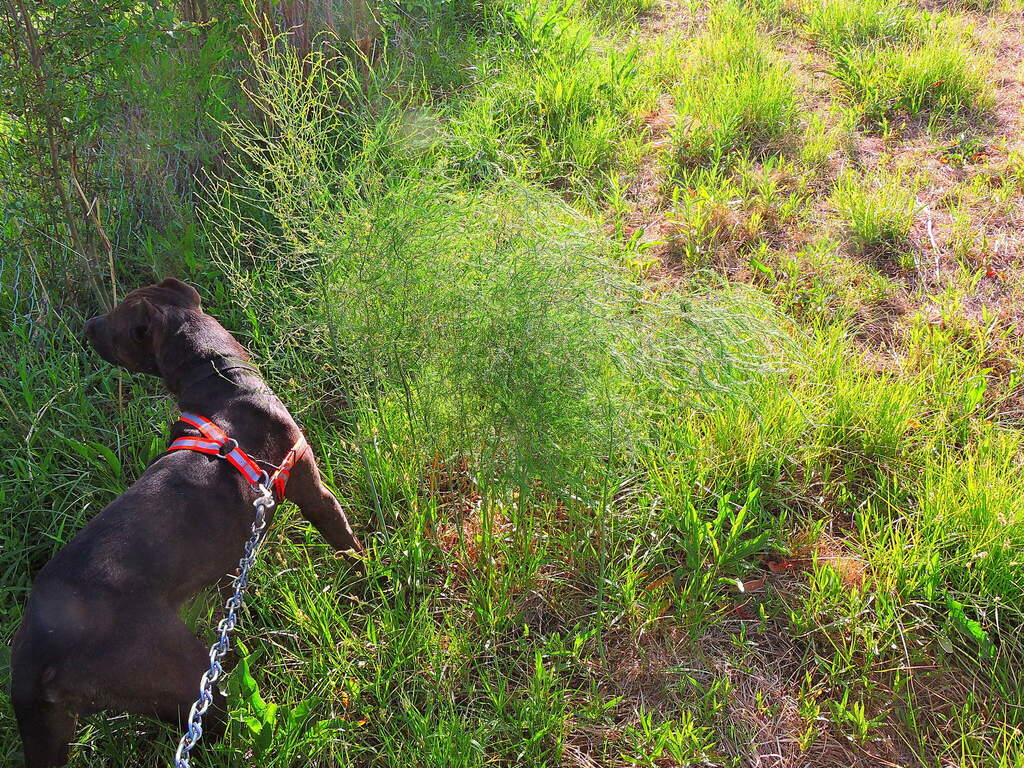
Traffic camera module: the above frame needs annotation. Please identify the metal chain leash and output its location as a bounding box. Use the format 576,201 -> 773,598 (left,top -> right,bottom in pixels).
173,478 -> 276,768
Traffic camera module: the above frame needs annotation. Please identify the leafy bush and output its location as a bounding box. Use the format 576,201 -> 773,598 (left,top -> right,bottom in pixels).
208,36 -> 778,504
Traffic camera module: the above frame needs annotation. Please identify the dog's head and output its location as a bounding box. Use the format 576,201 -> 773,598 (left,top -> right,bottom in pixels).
85,278 -> 202,375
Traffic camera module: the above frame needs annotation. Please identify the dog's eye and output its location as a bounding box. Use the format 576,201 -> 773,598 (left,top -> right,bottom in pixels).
131,324 -> 148,343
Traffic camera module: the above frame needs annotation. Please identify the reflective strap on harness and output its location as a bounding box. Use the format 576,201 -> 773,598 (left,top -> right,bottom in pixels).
168,411 -> 307,500
178,412 -> 232,443
271,435 -> 307,501
165,437 -> 222,454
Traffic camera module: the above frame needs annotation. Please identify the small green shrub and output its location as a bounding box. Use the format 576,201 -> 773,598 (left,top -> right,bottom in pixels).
210,36 -> 778,503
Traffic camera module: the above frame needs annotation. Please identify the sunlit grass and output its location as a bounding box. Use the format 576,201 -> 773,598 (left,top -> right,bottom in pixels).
827,21 -> 991,126
670,4 -> 800,174
802,0 -> 923,51
831,166 -> 920,254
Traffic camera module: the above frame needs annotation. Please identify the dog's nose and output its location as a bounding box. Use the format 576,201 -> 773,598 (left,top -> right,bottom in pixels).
84,316 -> 106,348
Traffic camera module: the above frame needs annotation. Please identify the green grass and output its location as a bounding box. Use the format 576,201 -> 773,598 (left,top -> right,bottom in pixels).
825,18 -> 991,128
444,0 -> 650,194
582,0 -> 656,26
670,4 -> 800,174
832,166 -> 920,255
4,0 -> 1024,765
663,157 -> 812,265
802,0 -> 924,51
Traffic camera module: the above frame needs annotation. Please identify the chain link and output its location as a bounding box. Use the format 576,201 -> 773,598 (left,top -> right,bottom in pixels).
173,480 -> 275,768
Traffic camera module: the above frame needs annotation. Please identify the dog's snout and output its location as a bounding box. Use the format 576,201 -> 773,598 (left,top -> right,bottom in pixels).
85,315 -> 108,342
84,316 -> 111,358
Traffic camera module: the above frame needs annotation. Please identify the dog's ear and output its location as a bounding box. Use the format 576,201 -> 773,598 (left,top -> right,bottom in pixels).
129,297 -> 166,347
111,297 -> 168,375
157,277 -> 202,310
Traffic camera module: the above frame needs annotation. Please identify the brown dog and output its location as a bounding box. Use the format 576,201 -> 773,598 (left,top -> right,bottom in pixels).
11,278 -> 362,767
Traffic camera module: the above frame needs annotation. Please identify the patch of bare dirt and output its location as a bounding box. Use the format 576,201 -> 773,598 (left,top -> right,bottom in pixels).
976,9 -> 1024,144
701,627 -> 911,768
586,617 -> 916,768
616,0 -> 710,286
637,0 -> 704,37
851,292 -> 914,351
791,532 -> 868,589
863,10 -> 1024,348
419,456 -> 509,585
621,93 -> 678,282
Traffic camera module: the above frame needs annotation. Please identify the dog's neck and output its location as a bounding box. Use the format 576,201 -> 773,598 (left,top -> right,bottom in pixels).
157,312 -> 258,408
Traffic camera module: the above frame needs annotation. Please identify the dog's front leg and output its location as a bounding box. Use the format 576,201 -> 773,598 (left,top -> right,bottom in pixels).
285,454 -> 363,555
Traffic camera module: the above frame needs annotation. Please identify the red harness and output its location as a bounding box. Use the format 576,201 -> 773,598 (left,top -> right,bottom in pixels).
167,412 -> 307,501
